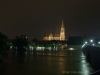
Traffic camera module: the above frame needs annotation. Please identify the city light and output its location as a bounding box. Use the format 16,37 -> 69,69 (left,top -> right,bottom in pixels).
90,39 -> 93,42
82,44 -> 85,48
85,41 -> 87,44
9,45 -> 13,49
68,48 -> 75,50
98,42 -> 100,44
48,47 -> 52,50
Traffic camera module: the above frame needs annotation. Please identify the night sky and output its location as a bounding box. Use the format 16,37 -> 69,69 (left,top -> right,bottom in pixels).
0,0 -> 100,40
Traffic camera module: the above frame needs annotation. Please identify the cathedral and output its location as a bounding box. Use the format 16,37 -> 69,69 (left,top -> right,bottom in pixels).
43,20 -> 65,41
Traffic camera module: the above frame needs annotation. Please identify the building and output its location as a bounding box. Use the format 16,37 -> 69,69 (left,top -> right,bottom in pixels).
43,20 -> 65,41
67,36 -> 83,50
67,36 -> 83,45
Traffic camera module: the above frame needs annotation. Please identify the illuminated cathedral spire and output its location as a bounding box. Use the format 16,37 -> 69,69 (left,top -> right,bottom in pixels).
43,20 -> 66,41
61,19 -> 64,28
60,19 -> 65,40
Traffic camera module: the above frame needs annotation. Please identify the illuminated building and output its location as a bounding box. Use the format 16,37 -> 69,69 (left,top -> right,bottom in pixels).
43,20 -> 65,41
43,34 -> 53,40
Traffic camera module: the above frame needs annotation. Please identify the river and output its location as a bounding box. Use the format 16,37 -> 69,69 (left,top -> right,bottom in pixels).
0,49 -> 95,75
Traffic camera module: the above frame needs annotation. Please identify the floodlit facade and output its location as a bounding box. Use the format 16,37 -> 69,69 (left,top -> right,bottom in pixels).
43,20 -> 65,41
43,34 -> 53,40
60,20 -> 65,40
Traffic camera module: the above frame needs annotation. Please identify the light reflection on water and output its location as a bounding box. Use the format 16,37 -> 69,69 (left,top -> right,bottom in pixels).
0,48 -> 95,75
29,46 -> 58,51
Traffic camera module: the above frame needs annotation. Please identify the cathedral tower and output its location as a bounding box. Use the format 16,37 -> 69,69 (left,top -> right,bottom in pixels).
60,20 -> 65,40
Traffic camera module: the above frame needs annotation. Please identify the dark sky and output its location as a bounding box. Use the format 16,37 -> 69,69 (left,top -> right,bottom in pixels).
0,0 -> 100,40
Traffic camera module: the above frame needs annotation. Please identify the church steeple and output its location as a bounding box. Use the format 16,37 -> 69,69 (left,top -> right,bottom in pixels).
60,19 -> 65,40
61,19 -> 64,28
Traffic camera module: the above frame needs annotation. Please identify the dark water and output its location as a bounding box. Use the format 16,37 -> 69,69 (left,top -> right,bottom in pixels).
0,49 -> 95,75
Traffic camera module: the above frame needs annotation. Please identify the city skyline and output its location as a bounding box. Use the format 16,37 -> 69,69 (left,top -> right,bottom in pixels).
0,0 -> 100,40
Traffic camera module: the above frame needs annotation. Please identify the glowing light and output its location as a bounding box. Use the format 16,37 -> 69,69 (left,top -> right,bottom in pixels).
68,48 -> 75,50
85,41 -> 87,44
31,47 -> 33,50
36,46 -> 45,50
90,39 -> 93,42
82,44 -> 85,48
92,44 -> 95,46
29,46 -> 33,50
42,47 -> 45,50
48,47 -> 51,50
36,46 -> 42,50
10,46 -> 13,49
81,60 -> 86,63
98,42 -> 100,44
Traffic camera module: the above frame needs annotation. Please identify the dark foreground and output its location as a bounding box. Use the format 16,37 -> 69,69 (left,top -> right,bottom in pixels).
83,45 -> 100,71
0,49 -> 95,75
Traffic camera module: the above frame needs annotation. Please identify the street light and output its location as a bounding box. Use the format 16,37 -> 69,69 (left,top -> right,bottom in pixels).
85,41 -> 87,44
98,42 -> 100,44
90,39 -> 93,42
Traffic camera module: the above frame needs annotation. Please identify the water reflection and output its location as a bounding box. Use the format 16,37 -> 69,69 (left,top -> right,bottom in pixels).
28,46 -> 59,51
0,48 -> 95,75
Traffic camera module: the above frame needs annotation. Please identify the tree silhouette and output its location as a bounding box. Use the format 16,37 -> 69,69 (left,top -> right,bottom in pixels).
31,38 -> 38,42
13,36 -> 28,51
0,32 -> 8,63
